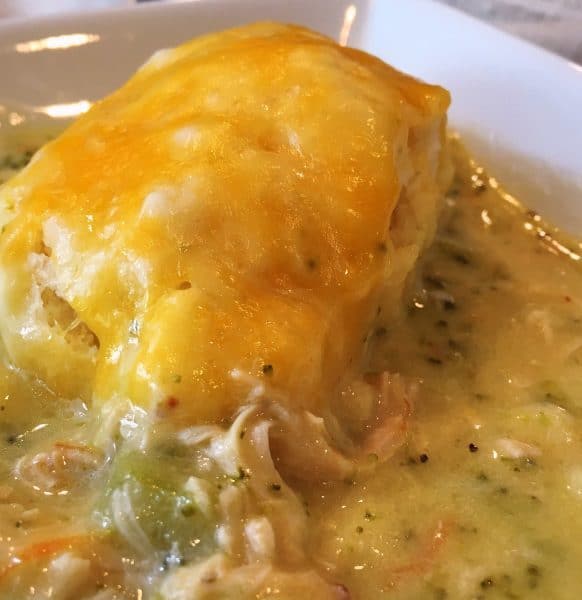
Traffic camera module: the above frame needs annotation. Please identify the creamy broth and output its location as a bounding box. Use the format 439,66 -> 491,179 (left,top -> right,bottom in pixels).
304,140 -> 582,599
0,133 -> 581,599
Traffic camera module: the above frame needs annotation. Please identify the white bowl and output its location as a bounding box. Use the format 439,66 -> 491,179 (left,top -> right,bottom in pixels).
1,0 -> 581,231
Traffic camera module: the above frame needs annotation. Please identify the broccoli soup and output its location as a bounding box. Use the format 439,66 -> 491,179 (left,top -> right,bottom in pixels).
1,127 -> 582,600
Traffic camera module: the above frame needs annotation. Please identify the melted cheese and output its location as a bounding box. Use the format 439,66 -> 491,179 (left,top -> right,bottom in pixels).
0,23 -> 450,422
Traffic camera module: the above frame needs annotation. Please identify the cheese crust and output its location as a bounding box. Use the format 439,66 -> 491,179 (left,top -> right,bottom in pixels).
0,23 -> 450,423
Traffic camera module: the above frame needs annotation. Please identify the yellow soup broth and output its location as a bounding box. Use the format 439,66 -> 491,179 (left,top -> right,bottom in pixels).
0,133 -> 581,599
304,140 -> 582,599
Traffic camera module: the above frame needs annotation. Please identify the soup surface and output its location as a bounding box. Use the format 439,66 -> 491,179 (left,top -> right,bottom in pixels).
1,132 -> 582,599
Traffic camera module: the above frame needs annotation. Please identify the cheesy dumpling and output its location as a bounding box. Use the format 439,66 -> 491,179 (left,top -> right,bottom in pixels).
0,23 -> 450,423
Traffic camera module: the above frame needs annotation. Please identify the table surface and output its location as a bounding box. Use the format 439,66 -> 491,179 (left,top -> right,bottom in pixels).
439,0 -> 582,64
0,0 -> 581,64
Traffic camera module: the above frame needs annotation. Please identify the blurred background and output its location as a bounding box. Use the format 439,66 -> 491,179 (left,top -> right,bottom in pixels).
0,0 -> 581,64
441,0 -> 582,63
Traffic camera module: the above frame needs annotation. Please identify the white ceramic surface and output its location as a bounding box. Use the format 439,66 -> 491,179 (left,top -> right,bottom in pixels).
0,0 -> 581,232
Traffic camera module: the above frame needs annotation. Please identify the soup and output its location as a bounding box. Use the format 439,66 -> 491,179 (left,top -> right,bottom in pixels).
1,129 -> 581,599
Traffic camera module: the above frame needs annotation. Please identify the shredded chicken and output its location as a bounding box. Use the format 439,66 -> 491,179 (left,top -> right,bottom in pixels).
167,374 -> 415,597
357,372 -> 416,464
526,307 -> 554,344
45,552 -> 92,600
244,516 -> 275,561
268,405 -> 354,482
494,438 -> 541,459
95,398 -> 151,453
110,482 -> 154,556
184,476 -> 215,518
208,407 -> 309,566
14,442 -> 104,494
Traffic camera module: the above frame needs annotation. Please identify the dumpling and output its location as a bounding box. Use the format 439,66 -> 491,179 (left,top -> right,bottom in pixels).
0,22 -> 451,424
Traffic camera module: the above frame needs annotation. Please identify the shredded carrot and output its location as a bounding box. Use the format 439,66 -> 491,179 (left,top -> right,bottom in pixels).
0,532 -> 97,582
53,441 -> 98,453
387,518 -> 453,585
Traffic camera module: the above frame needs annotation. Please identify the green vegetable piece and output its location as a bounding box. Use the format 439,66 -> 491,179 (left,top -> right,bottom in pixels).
97,450 -> 215,563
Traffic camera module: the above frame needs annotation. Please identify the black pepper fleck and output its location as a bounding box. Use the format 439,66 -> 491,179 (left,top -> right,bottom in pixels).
468,443 -> 479,453
424,275 -> 446,290
262,364 -> 273,376
180,504 -> 195,518
473,180 -> 488,194
426,357 -> 443,365
452,252 -> 471,266
419,453 -> 429,463
522,457 -> 537,469
480,577 -> 494,589
443,299 -> 457,311
527,564 -> 541,577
